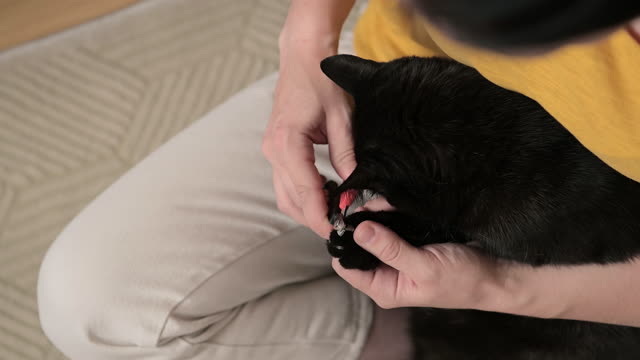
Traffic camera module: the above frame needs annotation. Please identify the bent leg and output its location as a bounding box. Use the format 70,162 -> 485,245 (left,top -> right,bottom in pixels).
38,73 -> 373,360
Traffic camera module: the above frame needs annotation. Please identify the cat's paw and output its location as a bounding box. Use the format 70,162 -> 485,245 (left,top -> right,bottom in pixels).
327,211 -> 387,271
328,228 -> 381,270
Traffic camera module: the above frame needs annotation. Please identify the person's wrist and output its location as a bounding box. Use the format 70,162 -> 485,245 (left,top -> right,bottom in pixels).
277,32 -> 339,84
278,0 -> 349,52
278,9 -> 341,59
480,260 -> 575,320
477,259 -> 540,316
279,19 -> 340,46
278,27 -> 339,62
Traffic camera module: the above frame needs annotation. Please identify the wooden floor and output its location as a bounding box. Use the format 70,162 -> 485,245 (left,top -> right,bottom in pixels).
0,0 -> 140,51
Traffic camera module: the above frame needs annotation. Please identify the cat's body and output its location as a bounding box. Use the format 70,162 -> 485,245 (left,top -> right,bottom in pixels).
320,55 -> 640,359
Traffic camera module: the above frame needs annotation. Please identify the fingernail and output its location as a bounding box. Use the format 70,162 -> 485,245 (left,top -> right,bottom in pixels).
355,224 -> 375,245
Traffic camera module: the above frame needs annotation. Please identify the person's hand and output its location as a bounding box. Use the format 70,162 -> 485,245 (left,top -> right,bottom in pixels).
262,31 -> 356,239
332,221 -> 506,310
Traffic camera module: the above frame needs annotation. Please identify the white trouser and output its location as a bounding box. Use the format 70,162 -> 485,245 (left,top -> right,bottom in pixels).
38,73 -> 373,360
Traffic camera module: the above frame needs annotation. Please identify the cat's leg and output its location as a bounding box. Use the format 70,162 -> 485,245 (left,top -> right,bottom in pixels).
327,210 -> 447,270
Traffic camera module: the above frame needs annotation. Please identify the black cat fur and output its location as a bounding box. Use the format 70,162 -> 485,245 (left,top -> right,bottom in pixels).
320,55 -> 640,360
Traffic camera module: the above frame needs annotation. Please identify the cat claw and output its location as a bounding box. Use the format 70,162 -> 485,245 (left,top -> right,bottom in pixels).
344,189 -> 379,216
333,214 -> 355,236
330,189 -> 379,236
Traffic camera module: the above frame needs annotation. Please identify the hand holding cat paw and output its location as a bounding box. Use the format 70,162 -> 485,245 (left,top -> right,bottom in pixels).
332,221 -> 506,310
261,45 -> 356,238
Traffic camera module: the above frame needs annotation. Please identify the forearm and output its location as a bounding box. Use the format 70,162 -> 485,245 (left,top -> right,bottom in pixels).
488,258 -> 640,327
280,0 -> 355,53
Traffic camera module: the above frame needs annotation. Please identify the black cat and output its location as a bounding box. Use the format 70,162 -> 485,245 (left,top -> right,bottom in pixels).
321,55 -> 640,360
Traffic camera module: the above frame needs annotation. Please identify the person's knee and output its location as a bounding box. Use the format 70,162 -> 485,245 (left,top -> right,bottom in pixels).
37,228 -> 160,359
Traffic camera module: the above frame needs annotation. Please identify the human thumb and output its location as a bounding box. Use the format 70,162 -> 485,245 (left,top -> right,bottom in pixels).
354,222 -> 423,273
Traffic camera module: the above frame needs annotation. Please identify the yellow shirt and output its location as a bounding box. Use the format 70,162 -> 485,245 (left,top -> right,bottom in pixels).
354,0 -> 640,182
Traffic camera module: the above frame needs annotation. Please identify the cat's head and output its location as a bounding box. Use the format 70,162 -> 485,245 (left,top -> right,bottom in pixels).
320,55 -> 501,210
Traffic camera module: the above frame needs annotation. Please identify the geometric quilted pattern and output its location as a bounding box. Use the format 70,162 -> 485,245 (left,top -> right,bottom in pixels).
0,0 -> 364,358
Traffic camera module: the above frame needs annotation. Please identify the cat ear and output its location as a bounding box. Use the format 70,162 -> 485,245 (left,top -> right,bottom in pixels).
320,55 -> 381,96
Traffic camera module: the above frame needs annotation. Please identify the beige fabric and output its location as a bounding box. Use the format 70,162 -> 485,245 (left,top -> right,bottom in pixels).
37,73 -> 373,359
0,0 -> 365,358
